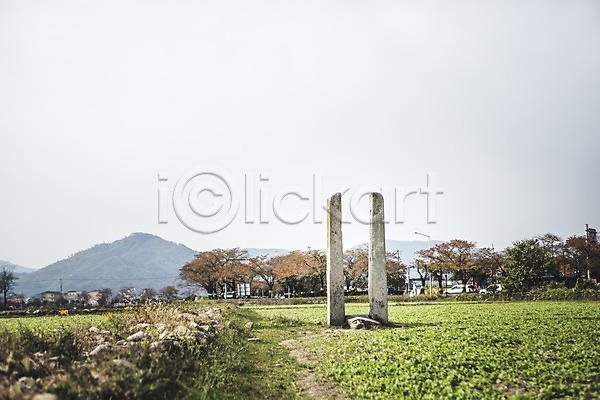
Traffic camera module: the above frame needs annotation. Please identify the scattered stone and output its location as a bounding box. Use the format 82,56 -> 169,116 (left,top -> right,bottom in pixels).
17,376 -> 34,389
134,323 -> 151,330
89,344 -> 112,357
158,339 -> 177,350
188,321 -> 198,329
90,326 -> 111,335
346,315 -> 382,330
116,340 -> 127,346
275,363 -> 282,367
247,338 -> 260,342
225,321 -> 235,330
174,325 -> 191,338
150,341 -> 161,349
126,331 -> 148,342
112,359 -> 135,369
244,321 -> 254,330
349,320 -> 364,330
33,394 -> 58,400
198,325 -> 211,332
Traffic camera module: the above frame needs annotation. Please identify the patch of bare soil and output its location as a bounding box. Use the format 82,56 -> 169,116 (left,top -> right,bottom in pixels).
281,332 -> 349,400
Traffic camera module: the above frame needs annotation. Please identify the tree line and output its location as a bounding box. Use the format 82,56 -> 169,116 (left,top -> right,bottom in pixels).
178,247 -> 406,298
178,232 -> 600,296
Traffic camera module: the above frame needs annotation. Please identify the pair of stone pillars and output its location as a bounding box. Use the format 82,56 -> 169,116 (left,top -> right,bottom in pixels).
326,192 -> 387,326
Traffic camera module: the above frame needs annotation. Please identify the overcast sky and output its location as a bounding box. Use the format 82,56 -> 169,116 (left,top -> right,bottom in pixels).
1,1 -> 599,268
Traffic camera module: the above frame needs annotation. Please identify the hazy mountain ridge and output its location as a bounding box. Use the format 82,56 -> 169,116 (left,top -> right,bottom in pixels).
241,248 -> 289,258
0,260 -> 36,275
14,233 -> 197,297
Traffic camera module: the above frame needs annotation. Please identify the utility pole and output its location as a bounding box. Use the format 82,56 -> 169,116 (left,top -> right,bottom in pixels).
585,224 -> 596,280
415,232 -> 432,295
59,278 -> 63,306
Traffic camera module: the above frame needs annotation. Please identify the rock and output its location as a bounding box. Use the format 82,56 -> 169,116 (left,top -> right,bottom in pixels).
17,376 -> 34,389
150,341 -> 161,349
275,363 -> 282,367
349,320 -> 364,329
225,321 -> 235,330
247,338 -> 260,342
134,323 -> 151,330
244,322 -> 254,330
112,359 -> 135,369
89,344 -> 112,357
90,326 -> 111,335
160,339 -> 176,349
126,331 -> 148,342
33,394 -> 58,400
346,315 -> 382,330
116,340 -> 127,346
188,321 -> 198,329
174,325 -> 191,337
198,325 -> 211,332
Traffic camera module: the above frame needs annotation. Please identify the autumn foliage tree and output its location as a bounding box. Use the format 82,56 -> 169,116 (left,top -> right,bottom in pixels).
271,252 -> 306,295
418,240 -> 478,292
159,285 -> 179,301
343,248 -> 368,290
251,255 -> 279,294
179,248 -> 249,296
386,251 -> 406,292
565,235 -> 600,279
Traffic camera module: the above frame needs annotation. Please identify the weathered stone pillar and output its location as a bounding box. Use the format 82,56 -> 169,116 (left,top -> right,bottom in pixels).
327,192 -> 345,326
368,192 -> 388,323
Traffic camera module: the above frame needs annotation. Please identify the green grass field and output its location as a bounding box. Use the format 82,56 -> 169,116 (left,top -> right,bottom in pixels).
0,313 -> 110,331
251,301 -> 600,399
1,301 -> 599,399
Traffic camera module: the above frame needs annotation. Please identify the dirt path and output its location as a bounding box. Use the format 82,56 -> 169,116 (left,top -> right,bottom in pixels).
280,332 -> 349,400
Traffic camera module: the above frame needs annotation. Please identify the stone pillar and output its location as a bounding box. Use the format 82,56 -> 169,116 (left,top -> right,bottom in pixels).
327,192 -> 345,326
368,192 -> 388,323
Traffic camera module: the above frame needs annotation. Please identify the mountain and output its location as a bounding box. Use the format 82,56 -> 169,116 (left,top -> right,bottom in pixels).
0,260 -> 36,275
241,248 -> 289,258
14,233 -> 196,297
